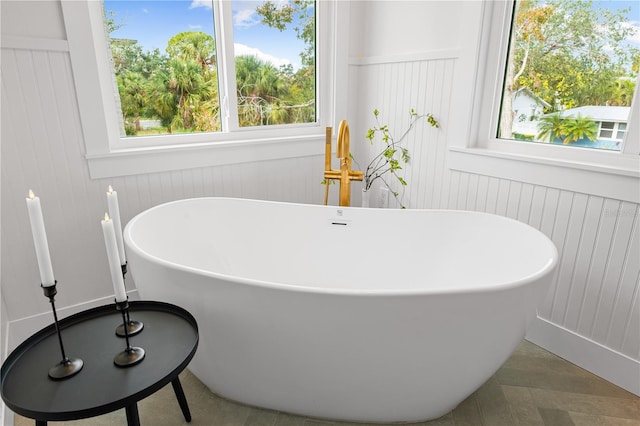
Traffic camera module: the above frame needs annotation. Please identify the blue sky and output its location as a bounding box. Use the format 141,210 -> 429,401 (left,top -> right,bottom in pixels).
594,0 -> 640,48
104,0 -> 309,69
104,0 -> 640,69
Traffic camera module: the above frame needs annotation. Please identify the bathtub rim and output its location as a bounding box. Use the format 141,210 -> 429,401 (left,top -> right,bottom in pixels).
123,197 -> 559,297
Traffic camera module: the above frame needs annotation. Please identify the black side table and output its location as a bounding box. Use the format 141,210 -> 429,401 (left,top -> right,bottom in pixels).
1,301 -> 198,426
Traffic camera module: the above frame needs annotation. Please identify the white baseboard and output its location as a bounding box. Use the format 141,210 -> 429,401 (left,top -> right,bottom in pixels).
526,316 -> 640,396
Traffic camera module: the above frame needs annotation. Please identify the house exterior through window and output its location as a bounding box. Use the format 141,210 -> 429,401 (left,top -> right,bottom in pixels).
496,0 -> 638,152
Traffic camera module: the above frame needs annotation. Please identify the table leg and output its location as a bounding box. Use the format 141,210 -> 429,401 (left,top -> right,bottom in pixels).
35,421 -> 47,426
172,377 -> 192,422
125,403 -> 141,426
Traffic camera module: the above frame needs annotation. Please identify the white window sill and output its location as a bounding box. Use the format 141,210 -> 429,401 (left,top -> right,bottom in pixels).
448,146 -> 640,203
87,134 -> 325,179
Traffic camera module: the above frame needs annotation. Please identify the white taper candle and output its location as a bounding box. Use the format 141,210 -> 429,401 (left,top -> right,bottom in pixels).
25,190 -> 55,287
101,213 -> 127,302
106,185 -> 126,265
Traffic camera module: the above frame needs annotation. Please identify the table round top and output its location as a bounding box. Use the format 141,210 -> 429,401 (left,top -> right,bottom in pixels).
1,301 -> 198,422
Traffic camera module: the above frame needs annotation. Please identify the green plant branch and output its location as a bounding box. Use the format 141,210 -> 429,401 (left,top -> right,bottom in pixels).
356,109 -> 439,208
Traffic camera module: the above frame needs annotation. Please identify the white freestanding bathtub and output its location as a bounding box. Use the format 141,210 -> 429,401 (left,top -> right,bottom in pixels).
124,197 -> 557,422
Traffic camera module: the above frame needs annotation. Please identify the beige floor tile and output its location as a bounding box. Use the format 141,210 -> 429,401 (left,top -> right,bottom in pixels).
496,367 -> 636,400
451,394 -> 483,426
476,376 -> 516,425
537,407 -> 575,426
245,407 -> 280,426
11,341 -> 640,426
568,411 -> 640,426
530,388 -> 640,420
502,385 -> 545,426
274,412 -> 307,426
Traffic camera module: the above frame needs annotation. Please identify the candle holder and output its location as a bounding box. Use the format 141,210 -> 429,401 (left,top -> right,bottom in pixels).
115,263 -> 143,337
42,283 -> 83,380
113,298 -> 145,367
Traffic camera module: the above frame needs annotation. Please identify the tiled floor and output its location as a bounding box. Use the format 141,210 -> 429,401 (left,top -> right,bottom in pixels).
14,341 -> 640,426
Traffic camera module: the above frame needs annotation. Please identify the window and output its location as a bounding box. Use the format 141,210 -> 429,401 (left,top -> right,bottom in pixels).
448,0 -> 640,203
600,122 -> 615,139
617,123 -> 627,140
103,0 -> 316,137
61,0 -> 345,178
496,0 -> 636,152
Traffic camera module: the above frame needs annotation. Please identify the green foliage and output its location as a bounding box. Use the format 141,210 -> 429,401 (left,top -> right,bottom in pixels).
536,113 -> 598,144
354,109 -> 440,208
502,0 -> 638,138
256,0 -> 315,67
536,113 -> 566,142
106,1 -> 316,136
513,0 -> 638,108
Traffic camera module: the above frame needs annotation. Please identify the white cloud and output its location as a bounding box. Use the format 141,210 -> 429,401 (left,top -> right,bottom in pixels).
234,43 -> 292,68
142,8 -> 149,14
189,24 -> 203,30
234,8 -> 259,28
189,0 -> 212,10
622,21 -> 640,46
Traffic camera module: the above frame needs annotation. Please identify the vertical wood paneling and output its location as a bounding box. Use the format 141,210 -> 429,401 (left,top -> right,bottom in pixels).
485,177 -> 500,214
466,173 -> 480,211
506,181 -> 521,220
563,196 -> 605,329
539,190 -> 573,319
592,202 -> 638,342
495,179 -> 511,217
528,186 -> 547,229
475,175 -> 489,213
577,198 -> 620,336
1,46 -> 326,322
516,183 -> 534,224
621,273 -> 640,358
351,54 -> 639,362
607,207 -> 639,350
550,193 -> 588,324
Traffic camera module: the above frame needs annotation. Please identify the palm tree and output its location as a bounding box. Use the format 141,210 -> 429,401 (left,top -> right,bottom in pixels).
562,115 -> 598,144
166,32 -> 216,69
536,113 -> 566,143
117,71 -> 146,134
146,69 -> 177,132
235,55 -> 289,126
609,78 -> 636,107
143,32 -> 220,133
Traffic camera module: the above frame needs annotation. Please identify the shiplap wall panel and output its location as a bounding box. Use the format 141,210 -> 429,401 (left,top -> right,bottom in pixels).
577,198 -> 621,337
592,201 -> 637,342
621,277 -> 640,358
517,183 -> 534,224
540,190 -> 573,319
351,56 -> 639,361
607,209 -> 639,349
1,45 -> 326,322
563,196 -> 605,329
550,192 -> 589,325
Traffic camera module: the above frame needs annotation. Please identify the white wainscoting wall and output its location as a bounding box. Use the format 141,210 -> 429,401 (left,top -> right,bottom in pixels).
0,35 -> 330,349
348,50 -> 639,395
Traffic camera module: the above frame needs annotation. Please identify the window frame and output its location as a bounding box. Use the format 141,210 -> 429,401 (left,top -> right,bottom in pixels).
61,0 -> 346,179
448,0 -> 640,204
